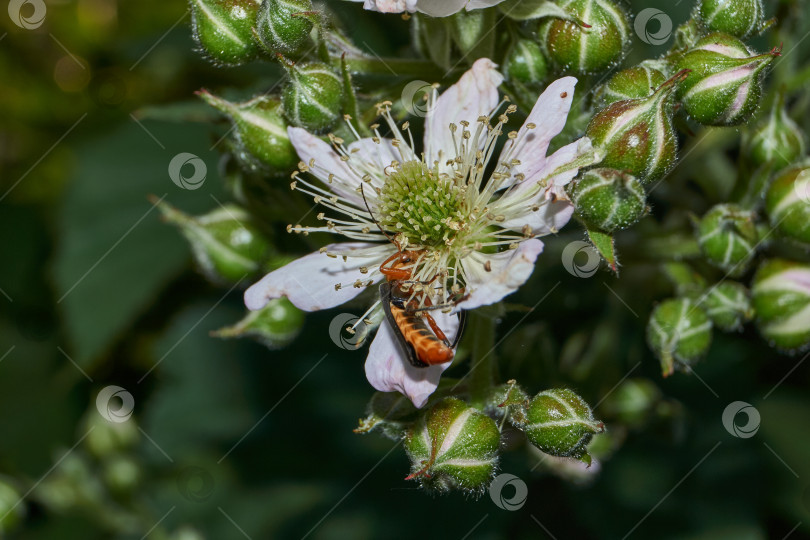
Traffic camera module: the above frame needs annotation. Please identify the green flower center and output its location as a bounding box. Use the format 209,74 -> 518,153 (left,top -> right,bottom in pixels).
378,161 -> 468,248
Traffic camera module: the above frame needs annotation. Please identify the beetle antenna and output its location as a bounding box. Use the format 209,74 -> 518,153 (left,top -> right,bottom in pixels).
361,184 -> 401,250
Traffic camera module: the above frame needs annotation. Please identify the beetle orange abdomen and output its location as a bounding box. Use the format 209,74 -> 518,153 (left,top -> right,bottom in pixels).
391,305 -> 454,365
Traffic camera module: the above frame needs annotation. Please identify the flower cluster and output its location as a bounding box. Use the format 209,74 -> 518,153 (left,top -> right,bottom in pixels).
245,59 -> 596,406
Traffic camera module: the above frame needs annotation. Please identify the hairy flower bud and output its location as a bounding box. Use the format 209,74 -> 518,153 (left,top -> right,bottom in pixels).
596,63 -> 667,108
190,0 -> 261,65
566,168 -> 647,231
198,91 -> 297,172
504,38 -> 549,86
586,70 -> 687,183
83,408 -> 140,459
697,281 -> 754,331
157,201 -> 272,284
697,203 -> 758,276
747,96 -> 806,170
752,259 -> 810,352
256,0 -> 315,55
519,388 -> 604,465
0,479 -> 23,534
486,380 -> 530,424
102,455 -> 141,495
675,33 -> 779,126
281,60 -> 344,132
697,0 -> 764,39
600,378 -> 661,428
647,298 -> 713,376
404,398 -> 500,494
211,297 -> 304,348
538,0 -> 630,74
766,165 -> 810,244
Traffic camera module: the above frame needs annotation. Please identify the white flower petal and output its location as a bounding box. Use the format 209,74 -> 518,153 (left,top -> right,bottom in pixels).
359,0 -> 419,12
288,127 -> 366,206
457,239 -> 545,309
412,0 -> 467,16
495,138 -> 589,235
244,243 -> 391,311
501,197 -> 575,236
352,0 -> 503,15
466,0 -> 506,9
424,58 -> 503,168
364,310 -> 459,408
345,137 -> 399,194
499,77 -> 578,189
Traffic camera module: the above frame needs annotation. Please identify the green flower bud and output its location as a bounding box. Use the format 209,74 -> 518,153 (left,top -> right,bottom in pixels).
647,298 -> 713,376
504,38 -> 548,86
0,479 -> 24,534
596,64 -> 667,108
211,298 -> 304,348
83,409 -> 140,459
675,33 -> 779,126
697,0 -> 764,39
587,70 -> 688,183
156,200 -> 272,284
198,91 -> 296,173
256,0 -> 315,55
752,259 -> 810,352
520,388 -> 604,465
538,0 -> 630,74
600,378 -> 661,428
405,398 -> 500,494
190,0 -> 261,65
766,165 -> 810,244
697,203 -> 758,276
484,379 -> 530,424
698,281 -> 754,331
172,528 -> 206,540
566,168 -> 647,231
102,455 -> 141,495
281,60 -> 344,132
747,95 -> 806,170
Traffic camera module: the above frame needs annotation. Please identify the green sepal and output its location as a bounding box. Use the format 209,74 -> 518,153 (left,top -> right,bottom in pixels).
587,228 -> 618,274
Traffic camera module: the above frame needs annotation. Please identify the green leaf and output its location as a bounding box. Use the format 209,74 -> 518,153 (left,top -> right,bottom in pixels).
141,301 -> 253,460
587,228 -> 619,274
53,120 -> 225,368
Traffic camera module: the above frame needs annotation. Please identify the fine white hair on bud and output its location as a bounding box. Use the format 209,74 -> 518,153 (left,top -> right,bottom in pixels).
404,398 -> 501,494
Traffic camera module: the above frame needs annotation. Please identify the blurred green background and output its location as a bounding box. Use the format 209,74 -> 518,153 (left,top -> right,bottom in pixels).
2,0 -> 810,538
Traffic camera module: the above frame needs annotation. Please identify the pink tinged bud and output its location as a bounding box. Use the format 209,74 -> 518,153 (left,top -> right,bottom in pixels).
586,70 -> 688,183
675,33 -> 780,126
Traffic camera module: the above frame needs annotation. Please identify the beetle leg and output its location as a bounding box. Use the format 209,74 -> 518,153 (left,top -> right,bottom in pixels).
423,311 -> 450,346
